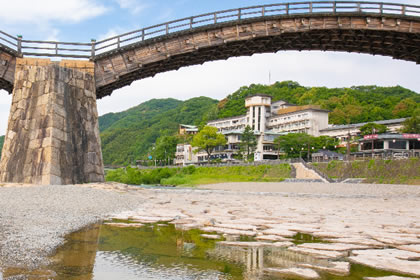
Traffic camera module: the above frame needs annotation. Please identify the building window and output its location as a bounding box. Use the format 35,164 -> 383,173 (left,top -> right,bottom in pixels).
374,141 -> 384,149
389,140 -> 406,150
409,140 -> 420,149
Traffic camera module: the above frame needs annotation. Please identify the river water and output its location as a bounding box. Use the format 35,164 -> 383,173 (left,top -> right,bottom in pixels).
0,221 -> 406,280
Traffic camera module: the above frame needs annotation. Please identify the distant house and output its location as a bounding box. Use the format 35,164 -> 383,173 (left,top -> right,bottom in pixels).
179,124 -> 198,135
312,150 -> 344,162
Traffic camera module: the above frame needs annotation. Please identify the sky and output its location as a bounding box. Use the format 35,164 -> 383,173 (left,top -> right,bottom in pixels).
0,0 -> 419,134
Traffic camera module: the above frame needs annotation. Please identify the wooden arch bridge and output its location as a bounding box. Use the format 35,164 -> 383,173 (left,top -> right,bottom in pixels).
1,1 -> 420,98
0,1 -> 419,185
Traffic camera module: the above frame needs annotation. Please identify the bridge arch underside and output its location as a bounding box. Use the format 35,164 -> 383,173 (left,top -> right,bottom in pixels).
0,51 -> 16,93
95,14 -> 420,98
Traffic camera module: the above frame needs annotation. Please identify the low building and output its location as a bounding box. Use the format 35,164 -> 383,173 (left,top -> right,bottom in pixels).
312,150 -> 344,162
356,133 -> 420,158
319,118 -> 406,146
179,124 -> 198,135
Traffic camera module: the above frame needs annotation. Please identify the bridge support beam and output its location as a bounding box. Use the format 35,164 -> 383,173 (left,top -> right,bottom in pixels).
0,58 -> 104,184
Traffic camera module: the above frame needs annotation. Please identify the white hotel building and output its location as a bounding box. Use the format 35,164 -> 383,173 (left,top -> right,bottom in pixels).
175,94 -> 330,164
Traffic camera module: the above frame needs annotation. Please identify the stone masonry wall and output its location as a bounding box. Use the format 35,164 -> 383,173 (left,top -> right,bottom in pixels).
0,58 -> 104,184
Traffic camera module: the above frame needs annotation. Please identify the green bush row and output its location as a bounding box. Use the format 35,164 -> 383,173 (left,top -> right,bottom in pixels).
105,164 -> 291,186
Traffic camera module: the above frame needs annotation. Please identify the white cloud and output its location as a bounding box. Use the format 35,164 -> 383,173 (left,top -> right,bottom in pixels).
0,0 -> 108,24
0,93 -> 12,135
115,0 -> 147,15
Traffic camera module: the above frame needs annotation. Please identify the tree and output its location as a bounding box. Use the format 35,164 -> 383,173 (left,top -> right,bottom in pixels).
274,133 -> 313,158
401,109 -> 420,133
240,125 -> 257,161
274,133 -> 339,159
359,123 -> 387,136
153,135 -> 178,164
191,126 -> 227,161
312,136 -> 339,151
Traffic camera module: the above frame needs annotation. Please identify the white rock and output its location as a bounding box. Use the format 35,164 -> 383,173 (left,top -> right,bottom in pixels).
364,277 -> 420,280
313,231 -> 353,238
299,261 -> 350,276
217,241 -> 273,247
324,237 -> 385,247
255,235 -> 290,241
175,223 -> 202,230
288,247 -> 347,259
298,243 -> 370,251
169,218 -> 197,225
130,216 -> 174,223
398,245 -> 420,254
104,222 -> 143,228
368,233 -> 420,246
350,249 -> 420,276
200,226 -> 256,236
272,241 -> 295,248
261,228 -> 296,237
215,223 -> 257,231
200,234 -> 221,240
265,267 -> 320,279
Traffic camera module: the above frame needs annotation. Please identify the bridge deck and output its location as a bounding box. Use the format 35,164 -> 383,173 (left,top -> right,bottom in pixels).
0,1 -> 419,96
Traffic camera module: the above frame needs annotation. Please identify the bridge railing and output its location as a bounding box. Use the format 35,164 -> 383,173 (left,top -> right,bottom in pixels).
94,1 -> 420,56
0,30 -> 18,55
0,1 -> 419,59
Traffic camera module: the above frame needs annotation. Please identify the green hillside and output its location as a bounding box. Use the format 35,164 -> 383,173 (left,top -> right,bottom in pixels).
0,135 -> 4,158
99,97 -> 218,165
0,81 -> 418,166
216,81 -> 420,124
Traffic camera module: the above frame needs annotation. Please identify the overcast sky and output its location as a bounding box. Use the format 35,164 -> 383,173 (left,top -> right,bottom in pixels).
0,0 -> 419,134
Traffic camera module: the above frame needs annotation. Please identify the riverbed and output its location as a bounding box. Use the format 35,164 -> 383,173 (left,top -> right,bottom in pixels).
0,182 -> 419,278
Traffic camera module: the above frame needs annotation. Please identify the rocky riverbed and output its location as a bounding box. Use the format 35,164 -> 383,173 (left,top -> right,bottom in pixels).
0,182 -> 419,277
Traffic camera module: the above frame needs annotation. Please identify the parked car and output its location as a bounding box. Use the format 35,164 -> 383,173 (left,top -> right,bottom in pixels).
393,152 -> 409,159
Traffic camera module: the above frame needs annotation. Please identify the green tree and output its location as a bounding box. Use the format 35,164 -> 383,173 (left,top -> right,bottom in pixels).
153,135 -> 178,164
401,109 -> 420,133
240,125 -> 257,161
312,136 -> 339,151
191,126 -> 227,161
274,133 -> 313,158
392,98 -> 418,118
359,123 -> 387,136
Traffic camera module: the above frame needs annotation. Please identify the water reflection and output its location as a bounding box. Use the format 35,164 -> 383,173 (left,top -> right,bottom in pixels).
50,224 -> 101,279
0,222 -> 406,280
49,223 -> 243,279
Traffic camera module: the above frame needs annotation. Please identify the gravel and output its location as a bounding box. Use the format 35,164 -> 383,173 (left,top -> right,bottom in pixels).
0,184 -> 143,269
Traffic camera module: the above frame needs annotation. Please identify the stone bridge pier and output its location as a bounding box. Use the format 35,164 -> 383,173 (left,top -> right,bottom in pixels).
0,58 -> 104,184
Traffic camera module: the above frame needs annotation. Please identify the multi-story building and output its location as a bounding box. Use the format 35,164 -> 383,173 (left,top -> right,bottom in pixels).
174,94 -> 411,165
175,94 -> 330,164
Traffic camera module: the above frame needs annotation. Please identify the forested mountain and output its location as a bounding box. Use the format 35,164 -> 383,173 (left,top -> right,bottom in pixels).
99,97 -> 218,165
216,81 -> 420,124
0,81 -> 418,165
0,136 -> 4,158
